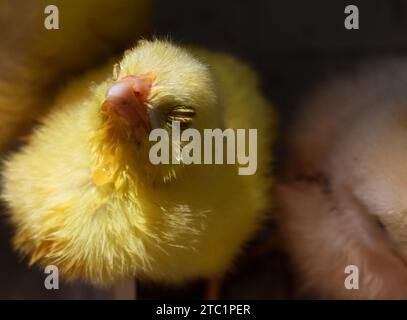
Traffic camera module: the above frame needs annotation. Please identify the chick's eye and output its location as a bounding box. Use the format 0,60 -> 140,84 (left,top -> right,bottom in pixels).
166,105 -> 196,130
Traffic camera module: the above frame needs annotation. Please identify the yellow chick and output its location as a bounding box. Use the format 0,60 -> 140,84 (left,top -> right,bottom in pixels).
0,0 -> 152,150
2,40 -> 275,286
278,58 -> 407,299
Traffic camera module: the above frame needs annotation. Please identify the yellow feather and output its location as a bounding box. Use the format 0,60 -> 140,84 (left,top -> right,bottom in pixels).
0,0 -> 152,150
2,40 -> 276,286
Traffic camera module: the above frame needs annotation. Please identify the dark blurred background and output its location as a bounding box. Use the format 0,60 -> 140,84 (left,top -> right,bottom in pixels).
1,0 -> 407,299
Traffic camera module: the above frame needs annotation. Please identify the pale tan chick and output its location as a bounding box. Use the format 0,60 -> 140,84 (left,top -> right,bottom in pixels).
278,59 -> 407,299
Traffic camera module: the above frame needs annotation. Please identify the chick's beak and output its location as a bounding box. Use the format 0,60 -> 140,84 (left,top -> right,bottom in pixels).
102,74 -> 154,136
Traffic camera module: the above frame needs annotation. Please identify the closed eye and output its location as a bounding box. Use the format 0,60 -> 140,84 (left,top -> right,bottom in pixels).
166,105 -> 196,130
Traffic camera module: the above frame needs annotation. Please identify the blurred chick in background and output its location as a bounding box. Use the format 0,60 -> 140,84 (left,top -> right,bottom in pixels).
278,59 -> 407,299
0,0 -> 152,150
2,40 -> 275,287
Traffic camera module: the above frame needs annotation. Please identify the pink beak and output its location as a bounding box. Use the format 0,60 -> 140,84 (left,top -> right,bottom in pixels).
103,74 -> 154,135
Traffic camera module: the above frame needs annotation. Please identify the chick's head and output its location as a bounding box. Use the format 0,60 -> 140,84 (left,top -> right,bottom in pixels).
95,40 -> 219,184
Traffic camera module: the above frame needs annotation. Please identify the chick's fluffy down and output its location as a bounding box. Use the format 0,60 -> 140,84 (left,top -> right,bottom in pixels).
0,0 -> 151,150
3,40 -> 275,285
278,59 -> 407,299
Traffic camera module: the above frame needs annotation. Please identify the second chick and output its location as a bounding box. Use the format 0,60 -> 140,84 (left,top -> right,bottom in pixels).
278,59 -> 407,299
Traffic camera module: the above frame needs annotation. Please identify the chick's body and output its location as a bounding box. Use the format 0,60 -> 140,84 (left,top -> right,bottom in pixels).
3,41 -> 274,285
279,59 -> 407,299
0,0 -> 152,150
